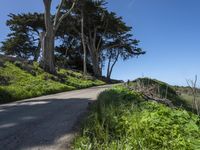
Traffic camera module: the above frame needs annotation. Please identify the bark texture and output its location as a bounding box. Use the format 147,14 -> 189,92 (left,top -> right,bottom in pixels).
41,0 -> 55,73
87,44 -> 101,77
41,0 -> 76,74
81,9 -> 87,75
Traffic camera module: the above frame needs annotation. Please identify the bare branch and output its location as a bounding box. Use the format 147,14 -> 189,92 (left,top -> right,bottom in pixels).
54,0 -> 76,32
53,0 -> 64,27
186,75 -> 199,115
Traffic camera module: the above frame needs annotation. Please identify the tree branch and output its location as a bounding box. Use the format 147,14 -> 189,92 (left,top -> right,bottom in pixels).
97,19 -> 109,52
54,0 -> 76,32
109,51 -> 120,77
53,0 -> 64,27
102,43 -> 122,51
43,0 -> 52,30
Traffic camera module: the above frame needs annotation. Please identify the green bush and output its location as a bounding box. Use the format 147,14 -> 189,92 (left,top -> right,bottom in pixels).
0,62 -> 105,103
73,87 -> 200,150
57,69 -> 105,89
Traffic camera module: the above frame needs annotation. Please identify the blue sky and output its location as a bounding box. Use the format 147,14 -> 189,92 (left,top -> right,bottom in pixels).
0,0 -> 200,86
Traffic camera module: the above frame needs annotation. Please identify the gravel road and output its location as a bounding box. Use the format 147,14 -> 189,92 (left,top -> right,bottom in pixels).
0,85 -> 113,150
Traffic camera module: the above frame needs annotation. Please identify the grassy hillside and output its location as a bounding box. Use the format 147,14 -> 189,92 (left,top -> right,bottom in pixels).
73,86 -> 200,150
0,57 -> 105,103
173,86 -> 200,109
129,78 -> 186,107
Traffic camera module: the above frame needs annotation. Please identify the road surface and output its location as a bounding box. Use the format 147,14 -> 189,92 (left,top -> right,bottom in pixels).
0,85 -> 113,150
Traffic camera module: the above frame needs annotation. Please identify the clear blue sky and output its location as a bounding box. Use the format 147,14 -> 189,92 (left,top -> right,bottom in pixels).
0,0 -> 200,86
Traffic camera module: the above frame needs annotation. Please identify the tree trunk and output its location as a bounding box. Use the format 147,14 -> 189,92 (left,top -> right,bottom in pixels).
91,53 -> 101,77
42,31 -> 55,73
106,56 -> 111,79
81,9 -> 87,75
106,58 -> 111,79
87,43 -> 101,77
33,40 -> 41,62
42,0 -> 56,74
91,51 -> 101,77
106,52 -> 120,80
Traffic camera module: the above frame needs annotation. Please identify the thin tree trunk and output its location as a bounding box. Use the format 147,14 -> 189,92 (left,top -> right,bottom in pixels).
33,40 -> 41,62
81,9 -> 87,75
107,52 -> 120,79
106,56 -> 111,79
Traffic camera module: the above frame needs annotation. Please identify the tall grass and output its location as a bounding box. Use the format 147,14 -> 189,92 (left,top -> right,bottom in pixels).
73,86 -> 200,150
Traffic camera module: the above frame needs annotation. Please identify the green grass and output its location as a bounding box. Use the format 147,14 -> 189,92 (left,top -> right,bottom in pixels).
57,69 -> 105,89
172,85 -> 200,113
129,78 -> 187,107
180,93 -> 200,111
73,86 -> 200,150
0,61 -> 105,103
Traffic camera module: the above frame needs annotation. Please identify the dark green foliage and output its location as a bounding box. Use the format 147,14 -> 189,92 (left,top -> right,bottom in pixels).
73,87 -> 200,150
1,13 -> 44,60
0,75 -> 10,85
1,34 -> 35,59
0,61 -> 5,68
1,1 -> 144,76
67,0 -> 144,76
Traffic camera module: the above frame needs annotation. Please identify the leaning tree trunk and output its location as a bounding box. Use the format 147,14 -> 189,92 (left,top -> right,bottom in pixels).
106,52 -> 120,80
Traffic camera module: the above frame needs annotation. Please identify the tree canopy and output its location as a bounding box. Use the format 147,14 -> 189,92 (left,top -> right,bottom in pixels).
1,0 -> 145,79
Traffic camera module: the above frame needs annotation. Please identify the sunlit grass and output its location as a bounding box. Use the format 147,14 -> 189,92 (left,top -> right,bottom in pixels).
73,86 -> 200,150
0,61 -> 105,103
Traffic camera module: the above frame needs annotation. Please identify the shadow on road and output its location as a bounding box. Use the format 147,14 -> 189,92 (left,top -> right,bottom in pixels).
0,97 -> 92,150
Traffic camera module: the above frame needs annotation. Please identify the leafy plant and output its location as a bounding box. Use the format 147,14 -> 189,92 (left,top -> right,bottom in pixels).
0,61 -> 105,103
73,87 -> 200,150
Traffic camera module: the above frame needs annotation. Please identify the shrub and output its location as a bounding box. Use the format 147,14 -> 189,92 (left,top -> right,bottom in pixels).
73,87 -> 200,150
0,61 -> 105,103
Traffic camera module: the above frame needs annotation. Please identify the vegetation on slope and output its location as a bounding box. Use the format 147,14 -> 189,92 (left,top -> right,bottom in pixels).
73,86 -> 200,150
129,78 -> 200,112
129,78 -> 187,107
0,58 -> 105,103
174,85 -> 200,109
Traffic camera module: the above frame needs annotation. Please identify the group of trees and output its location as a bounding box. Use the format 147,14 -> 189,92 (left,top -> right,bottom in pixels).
1,0 -> 145,79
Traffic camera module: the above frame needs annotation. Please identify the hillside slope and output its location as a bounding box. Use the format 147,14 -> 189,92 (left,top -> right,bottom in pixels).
0,57 -> 105,103
73,86 -> 200,150
129,78 -> 187,107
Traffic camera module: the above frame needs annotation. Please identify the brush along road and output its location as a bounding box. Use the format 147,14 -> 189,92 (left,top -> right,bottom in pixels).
0,84 -> 114,150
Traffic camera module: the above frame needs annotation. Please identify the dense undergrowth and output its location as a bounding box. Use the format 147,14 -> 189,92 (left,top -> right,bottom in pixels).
73,86 -> 200,150
0,60 -> 105,103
